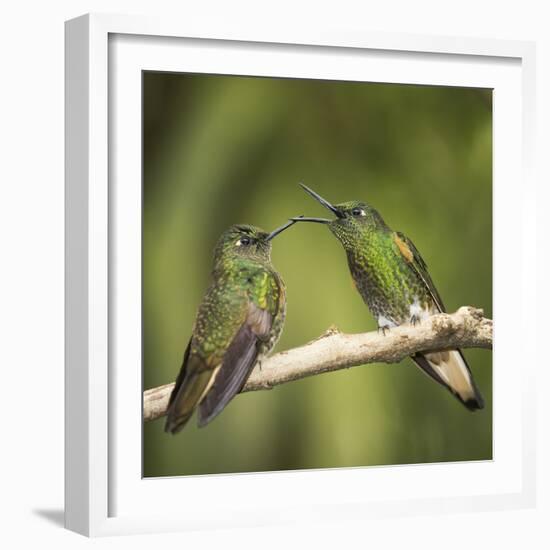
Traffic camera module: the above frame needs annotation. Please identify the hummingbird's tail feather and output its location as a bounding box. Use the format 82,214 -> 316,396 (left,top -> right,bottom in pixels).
411,350 -> 484,411
164,364 -> 216,435
164,410 -> 194,435
197,322 -> 262,428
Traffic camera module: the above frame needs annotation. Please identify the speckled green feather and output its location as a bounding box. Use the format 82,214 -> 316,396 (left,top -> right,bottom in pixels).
293,185 -> 484,411
192,242 -> 285,360
164,224 -> 290,433
328,201 -> 437,326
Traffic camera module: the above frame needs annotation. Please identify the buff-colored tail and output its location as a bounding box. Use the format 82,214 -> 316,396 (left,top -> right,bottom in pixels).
412,349 -> 484,410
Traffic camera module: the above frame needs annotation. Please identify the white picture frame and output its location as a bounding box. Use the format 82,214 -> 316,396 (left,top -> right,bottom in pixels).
65,13 -> 537,537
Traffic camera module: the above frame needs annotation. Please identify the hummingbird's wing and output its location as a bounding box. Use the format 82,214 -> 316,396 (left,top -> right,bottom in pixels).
393,231 -> 484,411
164,278 -> 252,434
165,268 -> 283,432
196,301 -> 274,427
394,231 -> 445,312
164,340 -> 218,434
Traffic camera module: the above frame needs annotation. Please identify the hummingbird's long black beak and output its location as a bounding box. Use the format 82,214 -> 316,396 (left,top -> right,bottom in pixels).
289,216 -> 331,224
265,218 -> 301,241
299,183 -> 344,219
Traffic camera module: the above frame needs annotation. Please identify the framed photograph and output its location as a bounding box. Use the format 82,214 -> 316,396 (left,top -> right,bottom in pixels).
65,13 -> 536,536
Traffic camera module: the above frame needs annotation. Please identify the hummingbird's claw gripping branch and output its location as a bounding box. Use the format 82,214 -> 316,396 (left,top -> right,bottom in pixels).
143,306 -> 492,422
410,314 -> 421,326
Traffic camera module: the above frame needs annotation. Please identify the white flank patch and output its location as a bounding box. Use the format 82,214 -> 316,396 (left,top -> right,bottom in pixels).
409,297 -> 430,321
377,315 -> 397,329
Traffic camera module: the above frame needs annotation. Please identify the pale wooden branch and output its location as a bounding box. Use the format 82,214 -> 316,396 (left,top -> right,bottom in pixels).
143,306 -> 492,422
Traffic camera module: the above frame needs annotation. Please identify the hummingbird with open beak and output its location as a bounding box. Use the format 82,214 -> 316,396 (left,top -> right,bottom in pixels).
291,184 -> 484,411
165,220 -> 298,434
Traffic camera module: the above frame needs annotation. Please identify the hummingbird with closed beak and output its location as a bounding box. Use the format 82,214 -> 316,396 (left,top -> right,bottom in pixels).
165,220 -> 298,434
291,184 -> 484,411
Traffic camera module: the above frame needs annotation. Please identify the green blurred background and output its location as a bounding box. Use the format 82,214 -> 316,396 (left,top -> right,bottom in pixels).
142,72 -> 492,477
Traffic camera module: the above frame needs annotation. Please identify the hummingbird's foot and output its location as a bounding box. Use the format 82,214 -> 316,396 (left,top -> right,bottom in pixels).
377,316 -> 395,336
410,313 -> 421,326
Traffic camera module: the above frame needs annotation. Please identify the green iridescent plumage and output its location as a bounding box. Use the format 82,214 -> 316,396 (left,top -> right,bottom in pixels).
293,184 -> 484,411
164,222 -> 293,434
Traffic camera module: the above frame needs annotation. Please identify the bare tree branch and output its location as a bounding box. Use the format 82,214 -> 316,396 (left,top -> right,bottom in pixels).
143,306 -> 492,422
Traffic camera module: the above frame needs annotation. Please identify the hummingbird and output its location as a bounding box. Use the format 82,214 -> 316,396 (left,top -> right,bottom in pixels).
164,220 -> 297,434
291,184 -> 484,411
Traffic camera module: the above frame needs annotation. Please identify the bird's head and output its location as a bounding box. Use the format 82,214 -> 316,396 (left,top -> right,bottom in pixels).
291,184 -> 387,246
213,221 -> 297,266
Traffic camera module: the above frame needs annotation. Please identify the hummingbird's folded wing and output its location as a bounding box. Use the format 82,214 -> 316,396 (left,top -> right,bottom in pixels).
197,302 -> 272,427
394,232 -> 484,410
394,231 -> 446,312
164,341 -> 216,434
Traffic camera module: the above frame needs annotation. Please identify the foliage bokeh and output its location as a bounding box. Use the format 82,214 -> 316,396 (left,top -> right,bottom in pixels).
143,73 -> 492,477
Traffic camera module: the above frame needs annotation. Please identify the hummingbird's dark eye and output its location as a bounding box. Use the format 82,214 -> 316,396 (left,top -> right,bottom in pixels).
351,207 -> 365,217
238,237 -> 251,246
